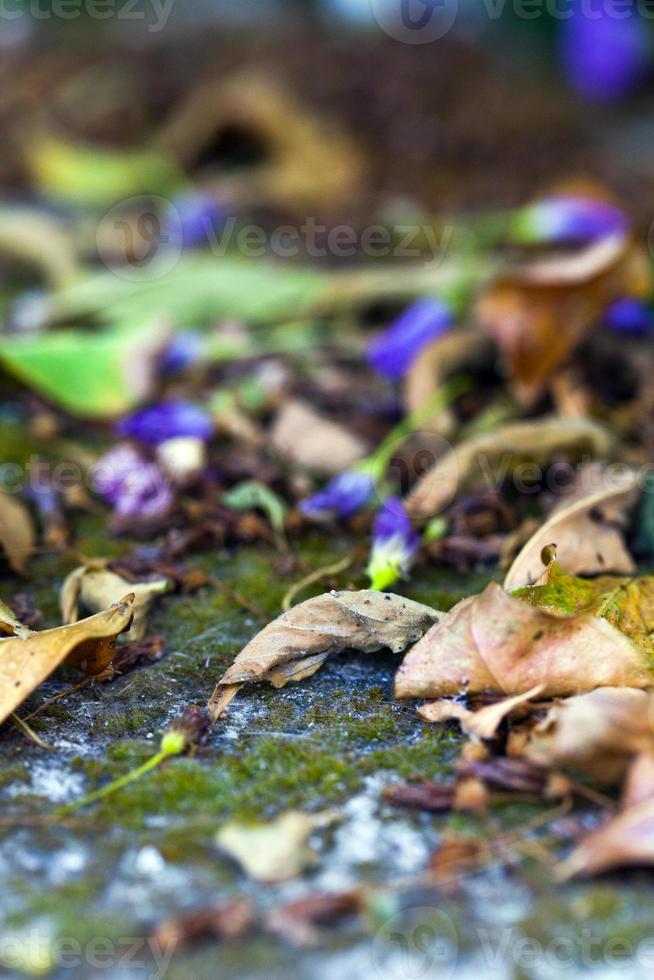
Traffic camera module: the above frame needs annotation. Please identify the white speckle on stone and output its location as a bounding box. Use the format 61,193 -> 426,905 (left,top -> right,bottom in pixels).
7,763 -> 84,804
134,845 -> 166,876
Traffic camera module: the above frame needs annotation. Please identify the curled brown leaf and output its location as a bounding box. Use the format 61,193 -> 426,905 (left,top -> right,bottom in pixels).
0,491 -> 35,574
394,581 -> 650,700
0,595 -> 134,726
60,562 -> 169,641
504,466 -> 639,590
217,590 -> 439,690
521,687 -> 654,787
476,233 -> 651,403
405,417 -> 613,519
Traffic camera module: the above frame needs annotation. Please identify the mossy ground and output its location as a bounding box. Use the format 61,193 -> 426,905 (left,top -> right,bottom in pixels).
2,520 -> 654,978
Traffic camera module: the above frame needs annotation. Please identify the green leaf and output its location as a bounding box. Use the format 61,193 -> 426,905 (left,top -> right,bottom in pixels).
223,481 -> 288,534
514,559 -> 654,659
53,255 -> 328,328
0,320 -> 165,418
28,135 -> 182,205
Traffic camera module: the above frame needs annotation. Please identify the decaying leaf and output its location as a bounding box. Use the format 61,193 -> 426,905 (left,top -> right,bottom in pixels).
418,684 -> 546,740
476,232 -> 651,402
558,785 -> 654,879
404,327 -> 493,437
427,834 -> 492,884
266,891 -> 363,947
522,687 -> 654,786
215,811 -> 337,883
516,558 -> 654,660
152,901 -> 255,954
270,400 -> 367,475
405,417 -> 613,519
0,206 -> 77,287
158,73 -> 363,212
0,600 -> 32,639
394,580 -> 651,700
61,562 -> 169,641
217,590 -> 439,690
0,491 -> 35,574
384,756 -> 560,815
504,466 -> 638,590
0,596 -> 134,725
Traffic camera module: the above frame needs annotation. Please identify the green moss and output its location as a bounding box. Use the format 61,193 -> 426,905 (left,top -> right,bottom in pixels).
6,512 -> 654,976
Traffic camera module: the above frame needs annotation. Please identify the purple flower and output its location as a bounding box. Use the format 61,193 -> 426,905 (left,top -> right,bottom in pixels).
166,193 -> 228,250
604,297 -> 654,336
93,444 -> 173,520
512,195 -> 629,244
160,331 -> 207,375
118,401 -> 214,446
300,469 -> 375,521
559,1 -> 650,103
366,497 -> 420,591
367,297 -> 453,381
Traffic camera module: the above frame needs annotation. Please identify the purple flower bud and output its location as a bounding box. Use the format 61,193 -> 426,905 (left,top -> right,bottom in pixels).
166,193 -> 228,250
604,297 -> 654,336
300,469 -> 375,521
117,401 -> 214,446
559,1 -> 650,104
513,195 -> 629,244
93,444 -> 173,520
366,497 -> 420,591
367,297 -> 453,381
160,331 -> 207,375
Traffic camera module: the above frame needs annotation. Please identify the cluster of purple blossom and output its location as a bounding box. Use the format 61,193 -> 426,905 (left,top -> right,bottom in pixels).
95,188 -> 652,590
94,401 -> 214,520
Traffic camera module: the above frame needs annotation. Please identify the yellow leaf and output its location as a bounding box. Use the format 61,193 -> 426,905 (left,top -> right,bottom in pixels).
0,596 -> 134,726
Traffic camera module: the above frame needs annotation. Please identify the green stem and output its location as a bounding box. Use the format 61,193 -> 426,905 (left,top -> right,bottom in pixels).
366,374 -> 471,482
53,747 -> 174,818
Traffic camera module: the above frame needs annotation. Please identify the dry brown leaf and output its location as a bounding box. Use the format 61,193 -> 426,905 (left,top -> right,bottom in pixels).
521,687 -> 654,786
0,600 -> 32,639
394,582 -> 650,700
419,684 -> 546,740
427,834 -> 492,883
266,891 -> 363,948
151,901 -> 255,955
0,595 -> 134,725
404,327 -> 493,437
159,73 -> 363,213
60,562 -> 169,641
417,699 -> 474,727
405,417 -> 613,519
218,590 -> 439,691
558,792 -> 654,878
270,399 -> 367,476
504,467 -> 638,590
0,491 -> 35,574
215,811 -> 338,883
621,752 -> 654,810
476,232 -> 651,402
